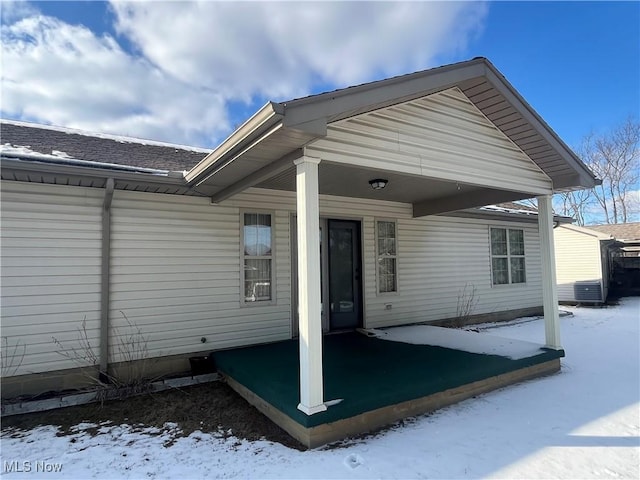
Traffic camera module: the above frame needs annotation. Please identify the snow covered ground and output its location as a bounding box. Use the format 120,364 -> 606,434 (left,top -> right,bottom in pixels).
2,298 -> 639,479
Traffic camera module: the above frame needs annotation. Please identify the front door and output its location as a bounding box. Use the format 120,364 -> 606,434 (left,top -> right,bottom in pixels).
291,218 -> 363,333
327,220 -> 362,330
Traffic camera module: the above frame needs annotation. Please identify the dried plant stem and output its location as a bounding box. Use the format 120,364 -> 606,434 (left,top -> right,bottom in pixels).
454,283 -> 479,328
1,337 -> 26,377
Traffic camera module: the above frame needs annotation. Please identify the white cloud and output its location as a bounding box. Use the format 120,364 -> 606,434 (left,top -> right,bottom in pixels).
1,1 -> 488,146
111,1 -> 488,101
0,0 -> 39,23
1,10 -> 229,147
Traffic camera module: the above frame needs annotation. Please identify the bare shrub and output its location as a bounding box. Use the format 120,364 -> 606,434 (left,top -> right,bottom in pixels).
52,313 -> 157,401
453,283 -> 479,328
1,337 -> 26,377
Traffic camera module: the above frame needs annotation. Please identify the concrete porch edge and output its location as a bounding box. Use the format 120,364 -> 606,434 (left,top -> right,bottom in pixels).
223,358 -> 561,449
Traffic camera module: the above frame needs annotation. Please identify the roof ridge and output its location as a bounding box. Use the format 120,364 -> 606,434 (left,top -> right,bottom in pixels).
283,57 -> 486,105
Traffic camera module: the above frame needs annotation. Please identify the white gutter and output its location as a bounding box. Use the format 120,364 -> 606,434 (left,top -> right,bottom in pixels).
1,157 -> 189,189
184,102 -> 284,184
1,151 -> 170,175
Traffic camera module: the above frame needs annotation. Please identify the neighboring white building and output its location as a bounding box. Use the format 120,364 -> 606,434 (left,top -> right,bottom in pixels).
555,222 -> 640,302
1,58 -> 598,404
554,224 -> 615,304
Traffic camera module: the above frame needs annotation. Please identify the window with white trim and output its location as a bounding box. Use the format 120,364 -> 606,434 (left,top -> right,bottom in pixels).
243,212 -> 273,302
490,227 -> 526,285
376,220 -> 397,293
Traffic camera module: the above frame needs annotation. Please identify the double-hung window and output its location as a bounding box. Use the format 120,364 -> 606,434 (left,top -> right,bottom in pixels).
490,227 -> 526,285
243,212 -> 273,302
376,220 -> 397,293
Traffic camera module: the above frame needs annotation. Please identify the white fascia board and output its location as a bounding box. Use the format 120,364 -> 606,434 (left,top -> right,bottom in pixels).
282,60 -> 486,127
482,62 -> 598,189
559,223 -> 615,240
184,102 -> 284,184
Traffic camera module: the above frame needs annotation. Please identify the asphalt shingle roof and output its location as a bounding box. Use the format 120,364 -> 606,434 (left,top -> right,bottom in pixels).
0,121 -> 211,172
587,223 -> 640,241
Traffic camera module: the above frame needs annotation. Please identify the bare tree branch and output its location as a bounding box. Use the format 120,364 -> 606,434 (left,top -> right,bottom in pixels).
555,117 -> 639,225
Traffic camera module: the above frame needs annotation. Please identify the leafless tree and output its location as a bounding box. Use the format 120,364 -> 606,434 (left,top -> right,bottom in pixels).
579,118 -> 639,224
554,117 -> 639,225
554,189 -> 592,226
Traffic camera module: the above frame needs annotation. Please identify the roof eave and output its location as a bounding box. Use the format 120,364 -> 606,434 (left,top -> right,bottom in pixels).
481,60 -> 599,190
184,102 -> 285,184
1,156 -> 190,188
282,58 -> 487,127
280,58 -> 598,191
559,223 -> 615,240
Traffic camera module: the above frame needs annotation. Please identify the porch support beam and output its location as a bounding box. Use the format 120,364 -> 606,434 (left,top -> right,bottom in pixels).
413,188 -> 536,218
537,194 -> 562,349
294,155 -> 327,415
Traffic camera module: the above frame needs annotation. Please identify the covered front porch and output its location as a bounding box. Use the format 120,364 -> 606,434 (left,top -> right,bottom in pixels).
212,329 -> 564,448
187,58 -> 598,447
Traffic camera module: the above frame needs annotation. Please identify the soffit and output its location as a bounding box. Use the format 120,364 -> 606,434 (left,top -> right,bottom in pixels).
192,128 -> 317,197
259,161 -> 502,204
456,77 -> 579,188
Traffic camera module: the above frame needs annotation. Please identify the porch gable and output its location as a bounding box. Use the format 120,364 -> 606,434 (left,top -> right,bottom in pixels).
304,87 -> 552,196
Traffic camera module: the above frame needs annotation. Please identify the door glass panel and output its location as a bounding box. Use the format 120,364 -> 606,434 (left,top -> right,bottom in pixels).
329,226 -> 354,313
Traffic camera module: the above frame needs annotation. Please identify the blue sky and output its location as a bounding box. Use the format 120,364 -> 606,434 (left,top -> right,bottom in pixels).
1,1 -> 638,149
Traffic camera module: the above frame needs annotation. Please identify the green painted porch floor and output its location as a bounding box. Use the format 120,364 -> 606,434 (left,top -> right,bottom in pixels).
212,332 -> 563,428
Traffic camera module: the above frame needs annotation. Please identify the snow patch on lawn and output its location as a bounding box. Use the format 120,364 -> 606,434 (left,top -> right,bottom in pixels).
365,324 -> 547,359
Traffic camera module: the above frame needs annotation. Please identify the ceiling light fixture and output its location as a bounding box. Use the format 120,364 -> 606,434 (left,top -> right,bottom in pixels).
369,179 -> 388,190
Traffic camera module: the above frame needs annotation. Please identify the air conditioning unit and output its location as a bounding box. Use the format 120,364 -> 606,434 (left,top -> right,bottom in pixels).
574,282 -> 603,303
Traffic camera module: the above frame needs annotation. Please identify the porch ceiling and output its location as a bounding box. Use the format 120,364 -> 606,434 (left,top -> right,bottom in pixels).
188,58 -> 599,209
255,161 -> 535,217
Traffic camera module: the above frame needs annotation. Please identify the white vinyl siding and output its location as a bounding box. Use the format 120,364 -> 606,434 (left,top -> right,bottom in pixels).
365,215 -> 542,328
110,190 -> 291,363
554,225 -> 607,302
230,188 -> 544,330
305,87 -> 552,195
1,181 -> 545,379
0,182 -> 102,376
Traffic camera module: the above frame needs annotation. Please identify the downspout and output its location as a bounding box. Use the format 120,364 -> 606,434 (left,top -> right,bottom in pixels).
100,178 -> 115,383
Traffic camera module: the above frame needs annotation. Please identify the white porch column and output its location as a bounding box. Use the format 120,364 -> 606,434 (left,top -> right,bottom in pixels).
537,194 -> 562,349
294,155 -> 327,415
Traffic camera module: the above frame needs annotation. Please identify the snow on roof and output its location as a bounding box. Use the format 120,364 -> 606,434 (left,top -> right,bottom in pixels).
2,143 -> 71,160
1,119 -> 212,154
1,120 -> 207,172
1,143 -> 171,176
480,202 -> 539,216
